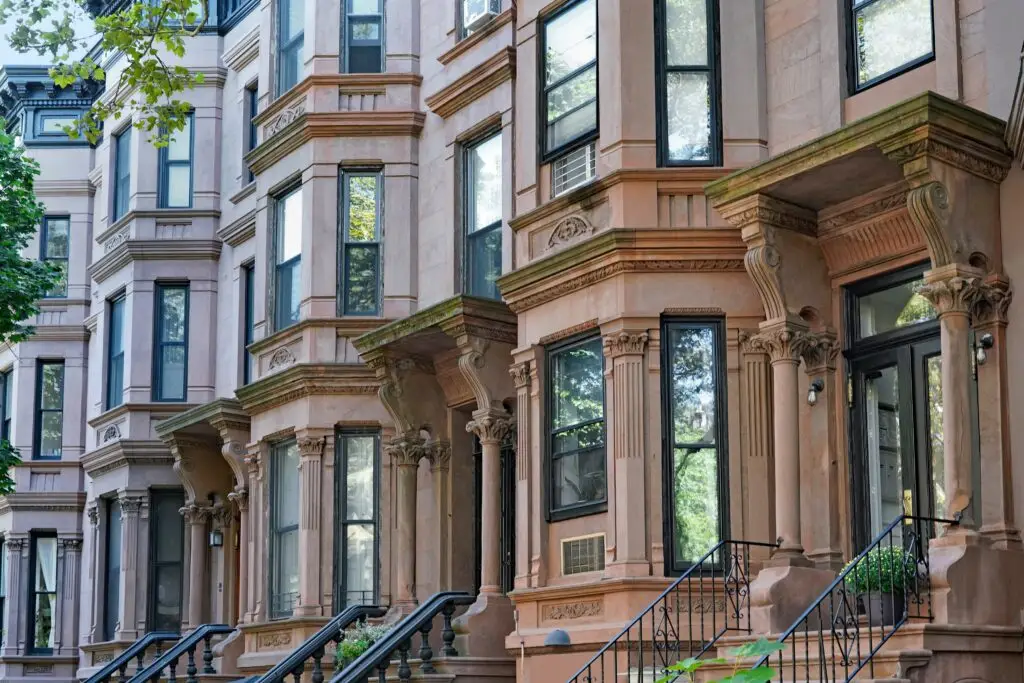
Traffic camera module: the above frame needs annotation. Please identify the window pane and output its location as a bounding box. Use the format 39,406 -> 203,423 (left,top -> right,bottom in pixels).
158,346 -> 186,400
349,20 -> 379,40
857,276 -> 936,339
281,0 -> 304,40
344,245 -> 380,314
277,190 -> 303,263
41,116 -> 76,133
344,524 -> 375,604
469,135 -> 502,233
160,289 -> 187,343
551,339 -> 604,430
547,100 -> 597,152
109,298 -> 125,355
855,0 -> 932,85
349,0 -> 380,12
344,436 -> 375,521
666,72 -> 711,162
273,528 -> 299,616
39,413 -> 63,457
926,354 -> 944,514
467,226 -> 501,299
166,117 -> 192,161
44,219 -> 70,258
164,165 -> 192,208
33,536 -> 57,650
553,420 -> 604,456
279,44 -> 303,93
274,442 -> 300,528
33,592 -> 56,650
347,45 -> 383,73
668,325 -> 716,444
671,447 -> 720,564
546,67 -> 597,122
47,261 -> 68,298
275,259 -> 301,327
105,500 -> 122,640
665,0 -> 708,66
552,448 -> 606,509
544,0 -> 596,86
154,495 -> 185,563
346,176 -> 379,242
152,564 -> 183,632
40,364 -> 64,410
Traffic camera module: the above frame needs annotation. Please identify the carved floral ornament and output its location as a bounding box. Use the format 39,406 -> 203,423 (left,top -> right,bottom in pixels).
268,346 -> 296,371
466,413 -> 514,444
509,362 -> 530,389
743,326 -> 814,363
264,101 -> 306,137
101,424 -> 121,443
297,436 -> 326,457
547,214 -> 594,250
603,331 -> 649,358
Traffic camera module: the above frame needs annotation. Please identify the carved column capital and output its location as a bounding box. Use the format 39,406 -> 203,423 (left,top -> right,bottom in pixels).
211,504 -> 234,529
744,325 -> 813,364
384,436 -> 427,468
5,537 -> 27,552
87,504 -> 99,526
179,504 -> 214,525
466,412 -> 514,446
424,441 -> 452,471
118,493 -> 144,516
602,331 -> 649,359
227,487 -> 249,511
59,538 -> 83,553
800,331 -> 840,372
920,274 -> 985,317
509,362 -> 531,390
972,277 -> 1012,327
296,436 -> 325,458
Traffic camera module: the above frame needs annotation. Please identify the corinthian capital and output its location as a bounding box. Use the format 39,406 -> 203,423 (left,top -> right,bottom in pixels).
603,331 -> 649,359
424,441 -> 452,471
466,412 -> 514,445
384,436 -> 427,468
744,325 -> 812,364
297,436 -> 325,458
972,277 -> 1012,327
800,331 -> 840,371
509,362 -> 531,390
920,275 -> 984,316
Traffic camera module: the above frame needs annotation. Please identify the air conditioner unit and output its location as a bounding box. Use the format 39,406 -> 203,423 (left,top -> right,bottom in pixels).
464,0 -> 499,33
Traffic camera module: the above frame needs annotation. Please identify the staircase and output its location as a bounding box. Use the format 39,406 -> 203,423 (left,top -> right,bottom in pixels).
84,625 -> 236,683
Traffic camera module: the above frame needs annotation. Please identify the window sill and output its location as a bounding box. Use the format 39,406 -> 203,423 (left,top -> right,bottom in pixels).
548,501 -> 607,523
438,8 -> 514,66
230,180 -> 257,205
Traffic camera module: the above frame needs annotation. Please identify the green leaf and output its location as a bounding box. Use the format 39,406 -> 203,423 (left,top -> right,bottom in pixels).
727,639 -> 785,659
715,666 -> 776,683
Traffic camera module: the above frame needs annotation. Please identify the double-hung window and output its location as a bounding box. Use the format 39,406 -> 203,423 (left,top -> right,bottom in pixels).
340,172 -> 382,316
343,0 -> 384,73
28,533 -> 57,654
246,84 -> 258,183
243,264 -> 255,385
657,0 -> 719,165
103,498 -> 122,641
547,336 -> 606,518
106,295 -> 126,409
0,369 -> 12,444
153,285 -> 189,402
850,0 -> 933,90
34,361 -> 64,460
273,188 -> 302,329
335,430 -> 380,610
270,441 -> 300,619
464,134 -> 502,299
112,128 -> 132,221
41,217 -> 70,298
541,0 -> 597,173
662,319 -> 727,572
159,113 -> 194,208
277,0 -> 304,95
149,490 -> 185,632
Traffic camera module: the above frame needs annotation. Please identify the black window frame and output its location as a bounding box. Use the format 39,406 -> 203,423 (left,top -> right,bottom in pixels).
653,0 -> 722,167
272,185 -> 303,331
276,0 -> 305,96
33,360 -> 64,461
846,0 -> 935,94
270,440 -> 300,619
842,261 -> 936,351
112,127 -> 132,222
27,532 -> 58,655
660,317 -> 730,575
106,294 -> 126,410
339,169 -> 383,316
462,130 -> 503,300
1,368 -> 13,444
342,0 -> 385,74
537,0 -> 599,164
40,215 -> 70,298
242,262 -> 256,385
245,83 -> 259,184
147,488 -> 186,632
545,332 -> 607,522
152,283 -> 190,403
333,428 -> 381,613
103,497 -> 122,641
157,112 -> 195,209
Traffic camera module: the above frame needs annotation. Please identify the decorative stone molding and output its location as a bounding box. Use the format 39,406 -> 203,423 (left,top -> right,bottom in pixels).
971,277 -> 1012,327
384,436 -> 427,468
800,331 -> 841,372
258,631 -> 292,649
424,441 -> 452,471
297,436 -> 325,458
267,346 -> 296,371
264,101 -> 306,138
466,413 -> 514,445
603,331 -> 648,358
547,214 -> 594,250
887,139 -> 1010,184
744,326 -> 813,363
118,495 -> 144,515
102,226 -> 130,253
228,487 -> 249,511
541,599 -> 603,621
818,189 -> 909,233
223,26 -> 259,72
100,424 -> 121,443
539,320 -> 600,346
179,504 -> 214,525
87,504 -> 99,526
60,538 -> 83,552
509,362 -> 530,389
720,196 -> 816,235
920,276 -> 984,316
424,46 -> 515,119
906,182 -> 956,268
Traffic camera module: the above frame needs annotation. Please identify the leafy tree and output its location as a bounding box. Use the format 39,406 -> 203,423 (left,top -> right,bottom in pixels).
0,124 -> 63,494
0,0 -> 209,145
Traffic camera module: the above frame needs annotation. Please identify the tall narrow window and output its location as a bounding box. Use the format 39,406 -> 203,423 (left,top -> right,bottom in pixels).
662,319 -> 727,571
159,113 -> 194,208
103,499 -> 122,641
343,0 -> 384,73
270,441 -> 300,619
107,295 -> 126,409
41,217 -> 69,297
0,538 -> 6,635
0,369 -> 12,444
277,0 -> 304,95
113,128 -> 131,221
850,0 -> 933,90
335,430 -> 380,610
657,0 -> 719,165
149,490 -> 185,632
34,361 -> 64,460
547,336 -> 606,519
28,534 -> 57,654
243,264 -> 255,385
340,172 -> 382,315
154,285 -> 189,402
273,188 -> 302,329
464,134 -> 502,299
246,84 -> 258,183
540,0 -> 597,162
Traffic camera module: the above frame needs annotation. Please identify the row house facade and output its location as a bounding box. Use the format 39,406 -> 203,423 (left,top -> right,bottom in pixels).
0,0 -> 1023,681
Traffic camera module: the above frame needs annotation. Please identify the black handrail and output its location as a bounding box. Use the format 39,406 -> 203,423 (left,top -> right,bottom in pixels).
756,514 -> 955,682
84,631 -> 180,683
254,604 -> 386,682
566,540 -> 777,683
330,591 -> 475,683
128,623 -> 235,683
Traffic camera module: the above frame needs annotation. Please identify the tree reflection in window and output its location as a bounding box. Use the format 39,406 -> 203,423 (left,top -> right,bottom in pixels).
853,0 -> 933,88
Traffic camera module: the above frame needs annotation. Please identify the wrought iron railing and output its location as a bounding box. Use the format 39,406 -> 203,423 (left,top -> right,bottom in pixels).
84,631 -> 180,683
755,515 -> 955,682
330,591 -> 475,683
566,540 -> 777,683
128,623 -> 235,682
253,604 -> 386,682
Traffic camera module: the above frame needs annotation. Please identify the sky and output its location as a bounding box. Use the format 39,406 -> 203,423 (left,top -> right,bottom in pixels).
0,11 -> 94,70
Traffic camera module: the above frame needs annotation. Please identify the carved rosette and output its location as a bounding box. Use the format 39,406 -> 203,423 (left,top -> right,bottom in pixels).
603,332 -> 649,359
800,331 -> 840,372
384,437 -> 427,468
972,279 -> 1013,327
268,347 -> 296,371
744,326 -> 814,364
547,214 -> 594,250
920,276 -> 984,316
466,413 -> 514,445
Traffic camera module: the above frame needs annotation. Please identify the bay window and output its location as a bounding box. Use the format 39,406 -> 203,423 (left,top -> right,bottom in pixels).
335,430 -> 380,610
270,441 -> 300,619
540,0 -> 597,163
41,217 -> 69,297
343,0 -> 384,73
34,361 -> 64,459
277,0 -> 304,95
340,172 -> 382,316
273,187 -> 302,329
464,133 -> 502,299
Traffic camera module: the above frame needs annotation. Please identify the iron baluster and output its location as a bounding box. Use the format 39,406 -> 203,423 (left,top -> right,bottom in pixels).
185,644 -> 198,683
202,633 -> 216,674
419,622 -> 435,673
311,646 -> 325,683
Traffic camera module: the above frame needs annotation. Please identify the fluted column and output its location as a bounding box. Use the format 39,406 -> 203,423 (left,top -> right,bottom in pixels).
510,362 -> 532,590
1,537 -> 26,654
56,538 -> 82,655
604,331 -> 649,575
245,445 -> 264,622
181,504 -> 213,630
385,437 -> 426,606
116,494 -> 144,640
467,412 -> 514,595
294,435 -> 326,617
228,488 -> 249,624
86,505 -> 101,644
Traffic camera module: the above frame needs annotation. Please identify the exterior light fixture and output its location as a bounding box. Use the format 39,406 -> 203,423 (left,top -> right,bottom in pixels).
543,629 -> 571,647
208,529 -> 224,548
975,333 -> 994,366
807,379 -> 824,406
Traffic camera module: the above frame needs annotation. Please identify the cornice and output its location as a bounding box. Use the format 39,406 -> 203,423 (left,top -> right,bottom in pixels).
81,439 -> 174,477
223,25 -> 260,73
248,317 -> 391,356
94,208 -> 222,246
87,402 -> 199,428
0,492 -> 86,515
438,9 -> 514,66
229,181 -> 257,205
25,325 -> 90,342
89,239 -> 222,283
34,179 -> 96,197
154,397 -> 250,439
218,208 -> 256,247
425,46 -> 515,119
96,67 -> 228,108
235,363 -> 379,415
1008,42 -> 1024,167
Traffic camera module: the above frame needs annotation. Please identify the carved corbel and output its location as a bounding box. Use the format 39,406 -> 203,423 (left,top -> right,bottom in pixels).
220,440 -> 249,489
457,336 -> 505,414
906,182 -> 962,268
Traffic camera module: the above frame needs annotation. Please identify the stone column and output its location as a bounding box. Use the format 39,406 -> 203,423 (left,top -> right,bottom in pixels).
426,440 -> 452,592
86,505 -> 100,644
510,361 -> 532,590
295,434 -> 326,617
604,331 -> 649,576
1,537 -> 26,655
245,445 -> 264,623
56,538 -> 82,655
116,494 -> 144,641
971,277 -> 1020,548
385,437 -> 425,608
227,488 -> 249,624
466,412 -> 514,595
181,504 -> 212,630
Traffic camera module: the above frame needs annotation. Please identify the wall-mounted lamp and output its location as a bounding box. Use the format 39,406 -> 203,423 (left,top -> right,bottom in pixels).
543,629 -> 571,647
208,529 -> 224,548
975,333 -> 995,366
807,379 -> 824,406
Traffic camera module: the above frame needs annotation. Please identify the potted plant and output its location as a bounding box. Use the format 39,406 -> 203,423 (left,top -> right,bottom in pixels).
336,621 -> 391,669
844,545 -> 917,627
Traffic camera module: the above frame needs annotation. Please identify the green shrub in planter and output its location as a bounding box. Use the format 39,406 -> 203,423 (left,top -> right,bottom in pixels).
336,622 -> 391,668
843,545 -> 917,595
